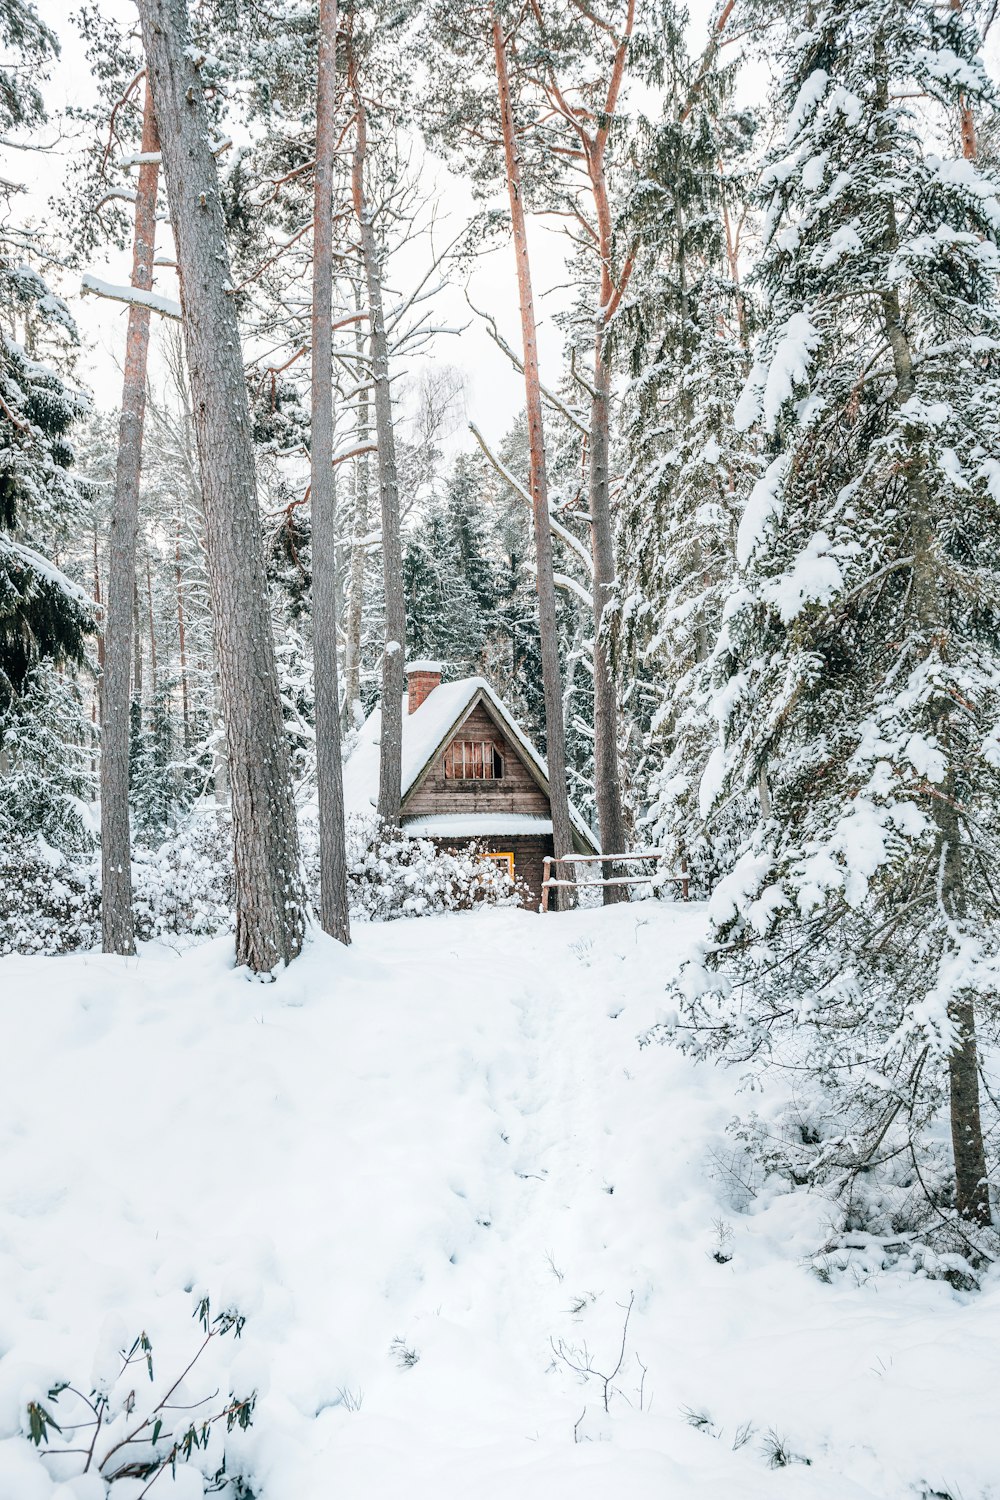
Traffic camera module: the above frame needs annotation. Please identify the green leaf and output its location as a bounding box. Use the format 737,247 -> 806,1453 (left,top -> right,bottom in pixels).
27,1401 -> 62,1446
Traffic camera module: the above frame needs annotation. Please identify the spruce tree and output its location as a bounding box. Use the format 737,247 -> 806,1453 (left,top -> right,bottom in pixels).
0,0 -> 92,726
0,308 -> 92,718
683,0 -> 1000,1237
617,19 -> 755,891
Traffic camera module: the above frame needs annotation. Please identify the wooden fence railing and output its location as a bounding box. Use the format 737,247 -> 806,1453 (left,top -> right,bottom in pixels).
540,852 -> 689,912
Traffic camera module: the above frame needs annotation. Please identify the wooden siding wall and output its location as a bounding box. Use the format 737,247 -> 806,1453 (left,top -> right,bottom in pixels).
404,702 -> 550,818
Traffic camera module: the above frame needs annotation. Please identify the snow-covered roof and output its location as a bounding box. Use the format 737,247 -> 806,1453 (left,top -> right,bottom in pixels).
402,814 -> 554,839
341,676 -> 598,852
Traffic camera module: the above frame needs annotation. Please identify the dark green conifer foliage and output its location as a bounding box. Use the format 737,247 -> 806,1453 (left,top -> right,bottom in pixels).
0,0 -> 93,727
617,16 -> 755,890
129,689 -> 177,842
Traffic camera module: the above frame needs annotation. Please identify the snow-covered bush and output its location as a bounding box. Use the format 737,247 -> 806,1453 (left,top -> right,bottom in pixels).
0,811 -> 521,955
132,814 -> 235,943
21,1297 -> 256,1497
0,839 -> 100,955
306,812 -> 524,921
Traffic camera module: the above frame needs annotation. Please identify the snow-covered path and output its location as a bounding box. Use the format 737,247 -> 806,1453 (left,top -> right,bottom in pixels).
0,904 -> 997,1498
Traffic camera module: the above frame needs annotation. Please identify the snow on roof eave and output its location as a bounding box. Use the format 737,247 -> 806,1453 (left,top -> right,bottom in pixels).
400,677 -> 600,855
401,814 -> 555,838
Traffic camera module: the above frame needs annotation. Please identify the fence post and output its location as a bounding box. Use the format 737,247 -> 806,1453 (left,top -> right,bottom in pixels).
541,855 -> 552,913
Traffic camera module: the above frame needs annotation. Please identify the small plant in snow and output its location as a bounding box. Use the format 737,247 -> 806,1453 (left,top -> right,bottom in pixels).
681,1406 -> 717,1437
710,1218 -> 734,1265
570,936 -> 595,966
544,1249 -> 565,1282
390,1337 -> 420,1369
550,1291 -> 643,1414
23,1296 -> 256,1496
760,1429 -> 811,1470
683,1407 -> 756,1453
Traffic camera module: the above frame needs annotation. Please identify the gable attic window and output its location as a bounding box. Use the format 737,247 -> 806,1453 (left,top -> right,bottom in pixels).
444,740 -> 505,780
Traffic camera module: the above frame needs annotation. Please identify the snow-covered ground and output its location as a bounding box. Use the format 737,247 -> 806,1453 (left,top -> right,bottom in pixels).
0,902 -> 996,1499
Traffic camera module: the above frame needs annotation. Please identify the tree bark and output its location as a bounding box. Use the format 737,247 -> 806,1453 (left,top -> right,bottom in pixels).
950,0 -> 978,162
138,0 -> 307,971
349,52 -> 405,826
92,527 -> 101,777
146,552 -> 157,692
582,25 -> 631,901
311,0 -> 351,943
342,288 -> 370,732
133,580 -> 143,707
100,83 -> 159,957
174,518 -> 189,748
490,2 -> 576,897
588,320 -> 627,898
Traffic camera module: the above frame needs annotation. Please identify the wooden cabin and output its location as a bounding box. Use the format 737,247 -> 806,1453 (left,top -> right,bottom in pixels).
342,662 -> 598,907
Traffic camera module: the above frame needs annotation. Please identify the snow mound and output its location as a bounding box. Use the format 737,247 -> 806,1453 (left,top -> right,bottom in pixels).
0,904 -> 996,1498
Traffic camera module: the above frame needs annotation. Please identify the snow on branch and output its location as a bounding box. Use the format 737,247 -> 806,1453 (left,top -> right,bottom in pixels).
554,571 -> 594,610
93,186 -> 171,222
118,138 -> 229,170
2,538 -> 94,607
81,274 -> 182,321
118,150 -> 163,168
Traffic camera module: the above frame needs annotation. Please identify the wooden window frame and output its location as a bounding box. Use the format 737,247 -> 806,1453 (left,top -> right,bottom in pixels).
481,851 -> 514,878
444,739 -> 505,780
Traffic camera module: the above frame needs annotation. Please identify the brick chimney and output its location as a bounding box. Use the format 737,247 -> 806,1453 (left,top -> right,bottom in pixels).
407,660 -> 442,715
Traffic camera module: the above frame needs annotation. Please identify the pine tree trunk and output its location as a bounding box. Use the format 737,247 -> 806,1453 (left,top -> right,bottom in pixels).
349,62 -> 405,826
588,326 -> 627,898
874,45 -> 990,1225
92,529 -> 101,777
342,293 -> 370,732
950,0 -> 978,161
138,0 -> 307,971
174,521 -> 189,749
582,83 -> 630,901
133,580 -> 143,708
491,3 -> 576,899
146,552 -> 157,691
311,0 -> 350,943
213,664 -> 228,807
100,84 -> 159,957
